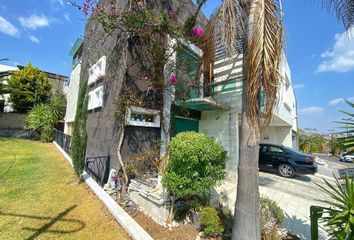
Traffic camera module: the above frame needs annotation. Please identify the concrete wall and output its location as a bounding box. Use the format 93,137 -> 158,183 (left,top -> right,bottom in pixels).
199,92 -> 242,182
260,126 -> 293,147
0,112 -> 25,130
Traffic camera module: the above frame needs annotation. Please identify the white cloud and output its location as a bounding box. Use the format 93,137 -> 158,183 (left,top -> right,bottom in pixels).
329,97 -> 344,106
64,13 -> 70,21
329,96 -> 354,106
293,83 -> 305,89
0,16 -> 19,36
299,107 -> 325,115
316,27 -> 354,73
18,15 -> 49,30
51,0 -> 65,6
29,35 -> 39,43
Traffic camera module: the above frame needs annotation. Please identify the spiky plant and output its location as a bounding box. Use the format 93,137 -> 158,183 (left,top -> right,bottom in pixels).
316,176 -> 354,239
334,100 -> 354,153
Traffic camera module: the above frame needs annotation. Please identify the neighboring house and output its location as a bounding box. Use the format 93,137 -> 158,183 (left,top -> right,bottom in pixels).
0,64 -> 69,112
64,38 -> 83,136
66,0 -> 297,185
17,65 -> 69,96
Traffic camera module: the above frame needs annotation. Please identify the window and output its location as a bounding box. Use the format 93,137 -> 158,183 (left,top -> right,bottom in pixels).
265,146 -> 283,154
88,56 -> 106,85
126,106 -> 160,128
88,86 -> 104,110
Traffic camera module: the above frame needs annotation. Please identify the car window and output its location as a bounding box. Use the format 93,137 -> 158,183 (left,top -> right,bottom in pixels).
265,146 -> 283,154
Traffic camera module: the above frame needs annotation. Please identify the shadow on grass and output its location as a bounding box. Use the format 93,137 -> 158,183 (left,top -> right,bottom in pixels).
0,205 -> 85,239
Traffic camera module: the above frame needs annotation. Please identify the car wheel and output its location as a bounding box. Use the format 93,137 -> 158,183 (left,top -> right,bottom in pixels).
278,164 -> 295,178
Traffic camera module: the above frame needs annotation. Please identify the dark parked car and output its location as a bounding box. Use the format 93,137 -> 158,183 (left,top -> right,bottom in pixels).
259,144 -> 317,178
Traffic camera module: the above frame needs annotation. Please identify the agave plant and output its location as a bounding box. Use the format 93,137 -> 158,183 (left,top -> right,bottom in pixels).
316,176 -> 354,239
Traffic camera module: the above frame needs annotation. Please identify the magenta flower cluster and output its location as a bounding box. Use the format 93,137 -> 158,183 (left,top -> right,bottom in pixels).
169,74 -> 177,85
80,0 -> 97,15
192,27 -> 204,38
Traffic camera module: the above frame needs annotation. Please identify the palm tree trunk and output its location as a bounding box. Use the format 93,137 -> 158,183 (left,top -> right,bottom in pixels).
232,88 -> 261,239
232,1 -> 261,238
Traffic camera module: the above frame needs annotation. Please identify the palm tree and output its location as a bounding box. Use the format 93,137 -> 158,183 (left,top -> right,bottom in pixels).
205,0 -> 353,239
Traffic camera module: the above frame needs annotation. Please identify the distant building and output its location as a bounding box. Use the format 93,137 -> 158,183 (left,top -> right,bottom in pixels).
0,64 -> 68,112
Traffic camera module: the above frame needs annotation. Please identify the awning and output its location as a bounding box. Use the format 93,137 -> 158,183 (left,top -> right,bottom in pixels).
182,98 -> 230,111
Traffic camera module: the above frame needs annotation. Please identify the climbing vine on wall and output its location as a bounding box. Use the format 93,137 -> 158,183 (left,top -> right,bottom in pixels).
71,78 -> 89,176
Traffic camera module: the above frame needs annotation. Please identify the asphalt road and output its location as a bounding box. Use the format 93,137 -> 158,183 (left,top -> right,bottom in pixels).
316,154 -> 354,178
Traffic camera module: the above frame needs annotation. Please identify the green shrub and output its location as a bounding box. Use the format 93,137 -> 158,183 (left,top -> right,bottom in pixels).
162,132 -> 226,197
25,95 -> 65,142
200,206 -> 224,237
260,196 -> 285,237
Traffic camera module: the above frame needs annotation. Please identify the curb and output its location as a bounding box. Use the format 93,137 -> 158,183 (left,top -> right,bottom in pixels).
53,141 -> 73,167
53,142 -> 154,240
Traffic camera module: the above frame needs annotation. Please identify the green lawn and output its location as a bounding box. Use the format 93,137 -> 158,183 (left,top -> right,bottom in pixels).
0,138 -> 130,240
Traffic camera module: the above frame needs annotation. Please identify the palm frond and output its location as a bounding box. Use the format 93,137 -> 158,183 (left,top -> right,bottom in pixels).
319,0 -> 354,30
245,0 -> 284,135
220,0 -> 246,57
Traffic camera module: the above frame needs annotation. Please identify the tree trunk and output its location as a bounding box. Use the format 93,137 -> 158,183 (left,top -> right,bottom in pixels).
232,1 -> 261,238
232,80 -> 261,239
117,126 -> 129,194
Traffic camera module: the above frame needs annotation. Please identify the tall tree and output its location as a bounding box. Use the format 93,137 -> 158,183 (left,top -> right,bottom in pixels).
209,0 -> 354,239
8,63 -> 52,113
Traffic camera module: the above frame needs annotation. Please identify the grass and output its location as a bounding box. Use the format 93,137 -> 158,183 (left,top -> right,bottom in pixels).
0,138 -> 130,240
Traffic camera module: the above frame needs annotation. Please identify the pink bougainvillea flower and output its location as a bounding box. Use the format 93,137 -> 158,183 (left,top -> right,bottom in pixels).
169,74 -> 177,85
147,84 -> 156,92
192,27 -> 204,38
187,82 -> 198,88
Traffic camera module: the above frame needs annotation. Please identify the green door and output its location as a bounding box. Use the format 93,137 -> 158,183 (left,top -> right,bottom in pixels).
172,117 -> 199,137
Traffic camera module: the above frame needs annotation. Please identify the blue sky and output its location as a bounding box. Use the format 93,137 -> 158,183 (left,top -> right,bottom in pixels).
0,0 -> 353,133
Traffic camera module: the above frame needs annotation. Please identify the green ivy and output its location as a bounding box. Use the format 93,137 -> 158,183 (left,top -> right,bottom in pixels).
71,78 -> 88,176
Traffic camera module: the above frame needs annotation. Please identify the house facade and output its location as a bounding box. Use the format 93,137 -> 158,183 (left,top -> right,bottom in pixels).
67,0 -> 297,185
72,0 -> 208,178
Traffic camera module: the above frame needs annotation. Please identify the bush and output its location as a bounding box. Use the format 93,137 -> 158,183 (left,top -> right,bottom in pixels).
25,96 -> 65,142
260,196 -> 285,238
200,206 -> 224,237
8,63 -> 52,112
162,132 -> 226,198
